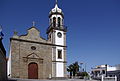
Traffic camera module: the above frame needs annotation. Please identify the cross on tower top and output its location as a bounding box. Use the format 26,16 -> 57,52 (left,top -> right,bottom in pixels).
32,21 -> 36,27
14,29 -> 18,36
56,0 -> 58,5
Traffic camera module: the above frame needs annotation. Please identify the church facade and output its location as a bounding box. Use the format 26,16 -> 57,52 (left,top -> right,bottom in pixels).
8,2 -> 67,79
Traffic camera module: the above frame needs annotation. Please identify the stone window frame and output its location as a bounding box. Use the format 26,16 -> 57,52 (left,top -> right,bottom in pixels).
57,49 -> 62,59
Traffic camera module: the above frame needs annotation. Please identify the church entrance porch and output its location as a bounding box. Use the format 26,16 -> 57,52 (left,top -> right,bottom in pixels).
28,62 -> 38,79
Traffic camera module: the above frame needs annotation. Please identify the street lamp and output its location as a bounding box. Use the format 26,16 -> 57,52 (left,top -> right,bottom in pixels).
105,64 -> 107,77
84,63 -> 87,81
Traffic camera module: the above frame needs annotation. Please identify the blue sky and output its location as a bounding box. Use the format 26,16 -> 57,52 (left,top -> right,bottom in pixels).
0,0 -> 120,71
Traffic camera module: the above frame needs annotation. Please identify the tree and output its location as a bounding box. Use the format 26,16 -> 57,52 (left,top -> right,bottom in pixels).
67,64 -> 73,78
72,62 -> 79,76
67,61 -> 80,78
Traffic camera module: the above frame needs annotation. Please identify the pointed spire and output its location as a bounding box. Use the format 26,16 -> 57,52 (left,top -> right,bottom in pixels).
49,0 -> 63,17
55,0 -> 58,8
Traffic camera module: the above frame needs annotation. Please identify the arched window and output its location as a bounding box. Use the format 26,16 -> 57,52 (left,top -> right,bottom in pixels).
53,17 -> 56,27
58,17 -> 61,27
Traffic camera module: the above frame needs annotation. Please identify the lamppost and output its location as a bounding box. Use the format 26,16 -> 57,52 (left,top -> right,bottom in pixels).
84,63 -> 87,81
105,64 -> 107,77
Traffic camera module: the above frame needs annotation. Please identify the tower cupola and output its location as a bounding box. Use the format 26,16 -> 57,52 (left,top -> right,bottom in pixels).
47,1 -> 67,34
49,3 -> 64,18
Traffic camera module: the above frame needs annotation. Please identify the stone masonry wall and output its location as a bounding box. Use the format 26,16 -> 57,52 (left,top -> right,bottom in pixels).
0,43 -> 7,81
11,38 -> 52,79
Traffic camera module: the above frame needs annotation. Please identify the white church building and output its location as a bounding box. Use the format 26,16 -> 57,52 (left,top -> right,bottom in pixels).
7,1 -> 67,79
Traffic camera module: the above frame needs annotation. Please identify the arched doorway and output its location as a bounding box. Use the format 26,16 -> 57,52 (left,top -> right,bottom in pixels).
28,62 -> 38,79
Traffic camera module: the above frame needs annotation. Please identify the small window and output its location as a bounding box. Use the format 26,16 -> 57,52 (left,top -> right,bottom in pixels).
102,70 -> 105,74
109,75 -> 112,77
31,46 -> 36,50
58,50 -> 62,59
58,17 -> 61,27
53,17 -> 56,27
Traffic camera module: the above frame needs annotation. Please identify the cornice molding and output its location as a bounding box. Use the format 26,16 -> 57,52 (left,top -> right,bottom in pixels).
10,38 -> 67,48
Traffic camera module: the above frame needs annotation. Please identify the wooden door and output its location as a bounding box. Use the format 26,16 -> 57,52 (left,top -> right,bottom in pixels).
28,63 -> 38,79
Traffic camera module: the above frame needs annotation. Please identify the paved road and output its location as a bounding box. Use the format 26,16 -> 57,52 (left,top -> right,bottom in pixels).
8,78 -> 98,81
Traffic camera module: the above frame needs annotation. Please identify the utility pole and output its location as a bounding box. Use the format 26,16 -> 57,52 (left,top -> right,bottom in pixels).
105,64 -> 107,77
85,63 -> 87,81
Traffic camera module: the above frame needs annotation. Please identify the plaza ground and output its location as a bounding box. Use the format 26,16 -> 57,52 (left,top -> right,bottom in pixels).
8,78 -> 98,81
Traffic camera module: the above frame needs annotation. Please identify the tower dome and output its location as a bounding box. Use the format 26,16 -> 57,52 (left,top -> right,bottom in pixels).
47,0 -> 67,34
49,3 -> 64,18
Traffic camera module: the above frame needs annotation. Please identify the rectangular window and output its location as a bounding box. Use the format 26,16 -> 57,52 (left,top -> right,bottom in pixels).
102,70 -> 105,74
58,50 -> 62,59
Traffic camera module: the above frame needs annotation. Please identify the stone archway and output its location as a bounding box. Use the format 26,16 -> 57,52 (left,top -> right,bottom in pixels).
28,62 -> 38,79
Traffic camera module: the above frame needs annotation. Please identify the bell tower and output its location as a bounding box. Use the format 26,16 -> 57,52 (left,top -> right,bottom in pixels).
47,1 -> 67,78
